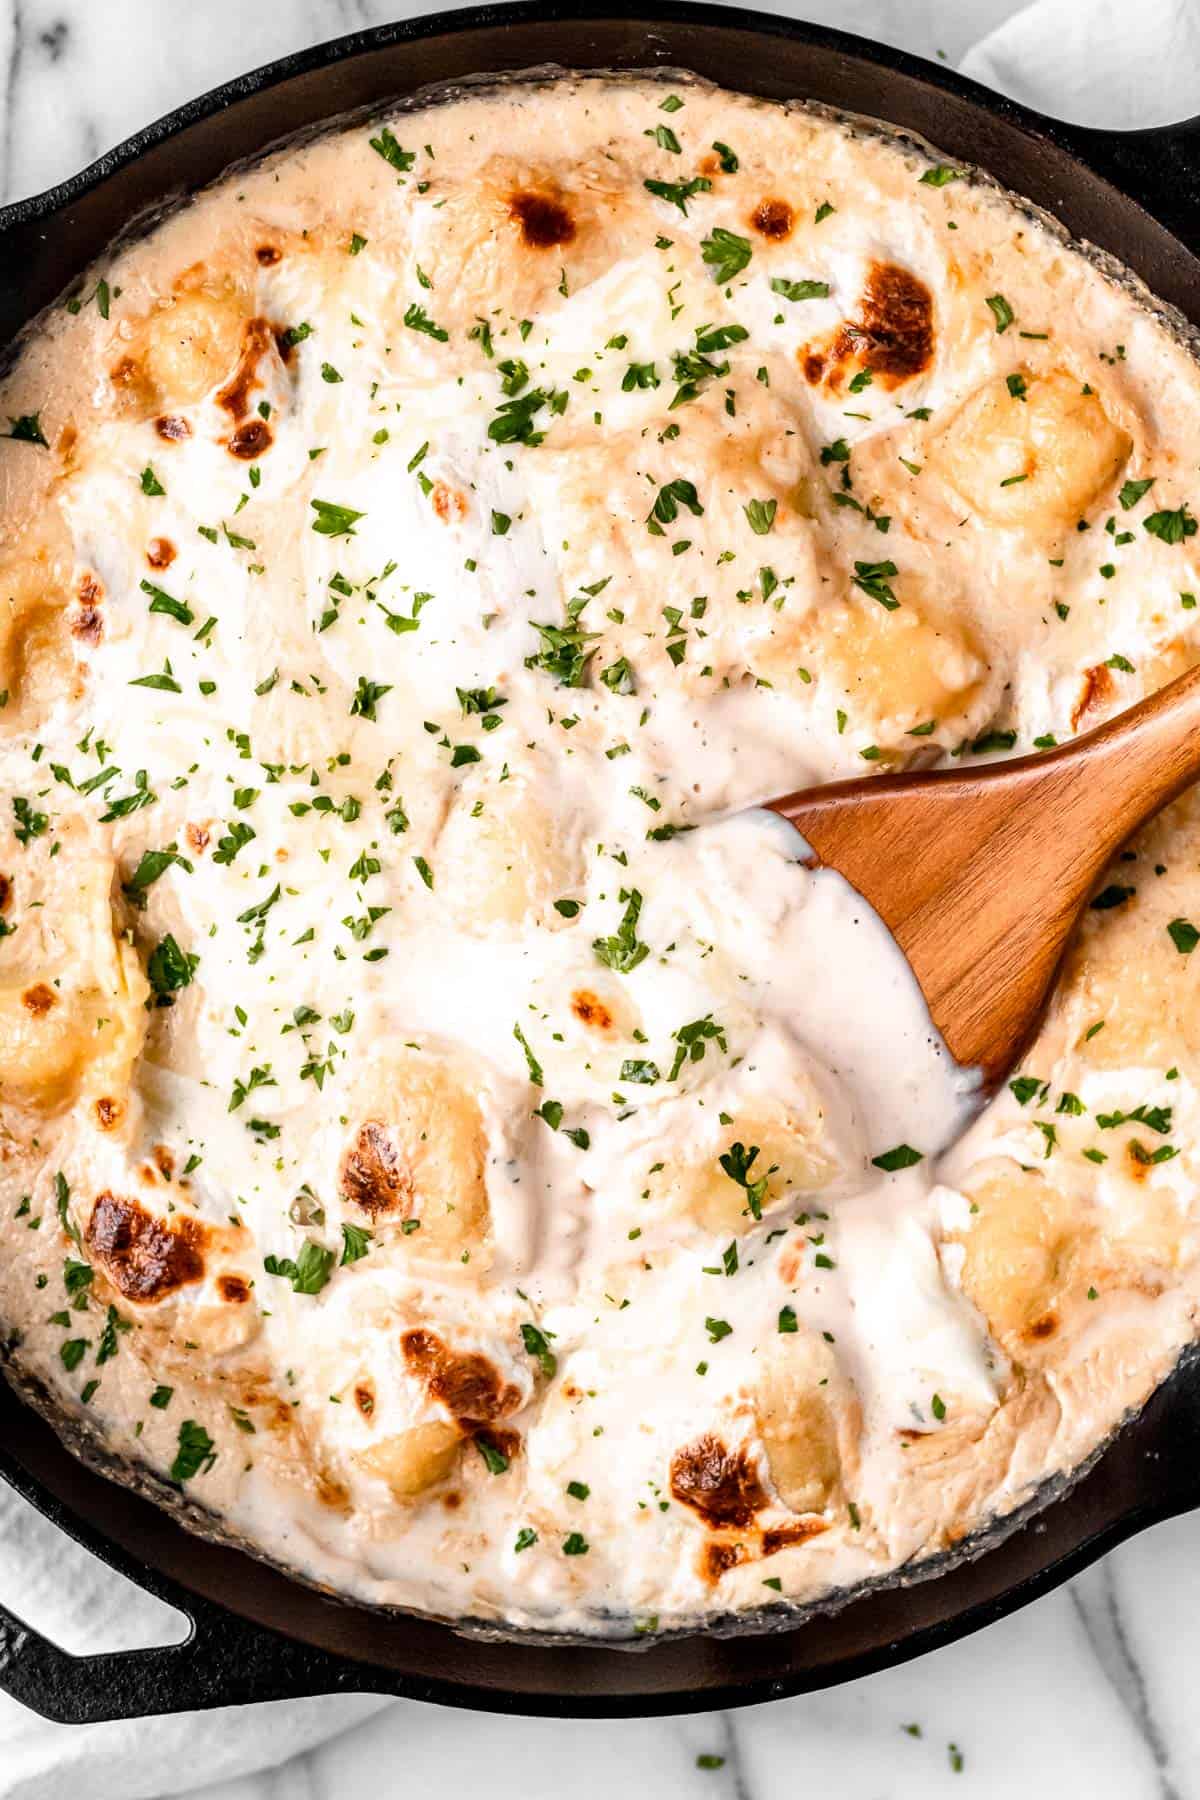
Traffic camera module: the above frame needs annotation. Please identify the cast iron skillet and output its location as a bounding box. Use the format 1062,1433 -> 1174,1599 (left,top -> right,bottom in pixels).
2,0 -> 1200,1726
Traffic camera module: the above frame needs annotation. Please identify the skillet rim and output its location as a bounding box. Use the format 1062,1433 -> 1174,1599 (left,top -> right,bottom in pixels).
2,0 -> 1200,1719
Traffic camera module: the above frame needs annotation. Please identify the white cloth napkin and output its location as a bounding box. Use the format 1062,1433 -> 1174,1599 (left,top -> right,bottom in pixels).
960,0 -> 1200,127
2,3 -> 1197,1795
0,1484 -> 387,1799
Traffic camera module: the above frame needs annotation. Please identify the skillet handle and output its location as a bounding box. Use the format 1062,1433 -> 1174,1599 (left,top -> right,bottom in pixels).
0,1586 -> 373,1723
1049,115 -> 1200,253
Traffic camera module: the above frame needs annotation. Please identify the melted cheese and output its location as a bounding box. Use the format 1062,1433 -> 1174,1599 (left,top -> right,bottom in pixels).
0,75 -> 1199,1637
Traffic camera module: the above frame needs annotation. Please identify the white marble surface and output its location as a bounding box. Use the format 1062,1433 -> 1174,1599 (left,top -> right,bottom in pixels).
3,2 -> 1200,1796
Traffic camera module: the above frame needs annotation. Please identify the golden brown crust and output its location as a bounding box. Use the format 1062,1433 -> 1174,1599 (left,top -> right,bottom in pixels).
401,1328 -> 522,1426
85,1192 -> 207,1303
670,1434 -> 769,1527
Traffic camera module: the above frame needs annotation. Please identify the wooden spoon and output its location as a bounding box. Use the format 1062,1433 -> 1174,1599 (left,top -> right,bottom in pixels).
767,661 -> 1200,1085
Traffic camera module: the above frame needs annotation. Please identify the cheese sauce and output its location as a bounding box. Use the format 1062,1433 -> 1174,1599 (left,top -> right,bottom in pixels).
1,74 -> 1199,1636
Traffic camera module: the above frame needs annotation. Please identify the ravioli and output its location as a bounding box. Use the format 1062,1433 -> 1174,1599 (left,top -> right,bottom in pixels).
0,74 -> 1199,1639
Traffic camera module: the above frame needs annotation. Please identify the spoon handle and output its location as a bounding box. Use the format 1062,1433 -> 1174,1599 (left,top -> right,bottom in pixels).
769,659 -> 1200,1081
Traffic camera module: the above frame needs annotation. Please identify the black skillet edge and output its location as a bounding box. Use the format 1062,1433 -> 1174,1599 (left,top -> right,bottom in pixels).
0,1 -> 1197,341
0,0 -> 1198,1722
4,1339 -> 1200,1723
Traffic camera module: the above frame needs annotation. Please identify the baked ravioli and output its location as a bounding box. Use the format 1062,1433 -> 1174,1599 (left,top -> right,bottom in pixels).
1,73 -> 1199,1638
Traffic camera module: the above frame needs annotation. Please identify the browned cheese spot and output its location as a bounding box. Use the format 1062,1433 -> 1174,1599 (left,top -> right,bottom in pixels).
256,245 -> 282,266
509,189 -> 576,250
216,317 -> 275,420
761,1520 -> 827,1555
155,415 -> 191,442
802,351 -> 826,386
700,1518 -> 827,1584
475,1424 -> 522,1466
701,1539 -> 750,1582
442,1489 -> 463,1511
1072,664 -> 1114,729
314,1470 -> 351,1512
217,1273 -> 251,1303
354,1381 -> 376,1418
1028,1312 -> 1058,1340
751,197 -> 794,240
253,1391 -> 295,1433
228,419 -> 273,460
831,261 -> 934,388
0,874 -> 12,912
146,537 -> 176,570
401,1327 -> 522,1427
93,1096 -> 123,1132
68,601 -> 101,646
85,1190 -> 207,1302
110,355 -> 142,393
21,983 -> 56,1017
669,1433 -> 769,1528
185,823 -> 211,855
431,481 -> 468,523
341,1120 -> 413,1219
570,989 -> 614,1031
70,571 -> 105,644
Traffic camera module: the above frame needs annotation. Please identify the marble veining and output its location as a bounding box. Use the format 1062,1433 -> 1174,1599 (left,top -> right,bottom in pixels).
173,1520 -> 1200,1800
3,2 -> 1200,1797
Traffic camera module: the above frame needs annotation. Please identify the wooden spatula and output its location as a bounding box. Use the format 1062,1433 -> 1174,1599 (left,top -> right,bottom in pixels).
768,661 -> 1200,1084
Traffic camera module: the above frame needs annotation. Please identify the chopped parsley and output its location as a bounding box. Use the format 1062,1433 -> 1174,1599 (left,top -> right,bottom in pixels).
521,1322 -> 557,1379
476,1436 -> 510,1475
1090,883 -> 1135,910
311,499 -> 365,538
350,676 -> 392,721
513,1022 -> 545,1086
403,302 -> 449,342
592,887 -> 651,972
340,1223 -> 373,1265
146,933 -> 199,1005
719,1141 -> 769,1219
669,1014 -> 727,1080
1118,477 -> 1155,510
263,1240 -> 335,1295
986,293 -> 1014,333
852,560 -> 899,610
744,497 -> 777,535
170,1420 -> 217,1482
770,276 -> 830,301
527,604 -> 599,687
4,414 -> 48,446
700,227 -> 752,284
647,477 -> 704,535
369,128 -> 416,172
871,1144 -> 923,1172
643,175 -> 712,215
1168,918 -> 1200,954
1144,504 -> 1197,544
12,796 -> 48,845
